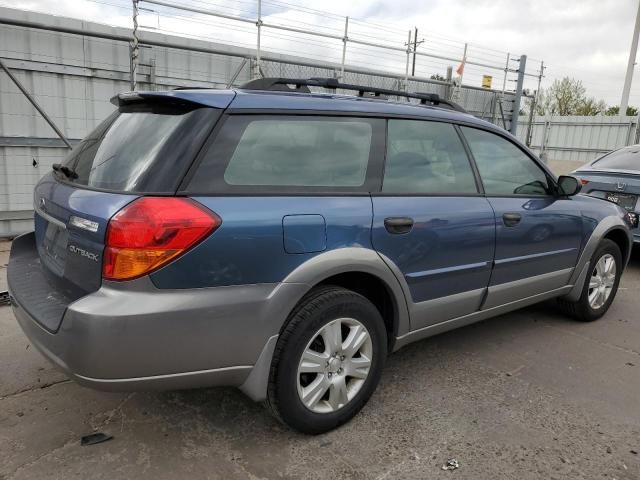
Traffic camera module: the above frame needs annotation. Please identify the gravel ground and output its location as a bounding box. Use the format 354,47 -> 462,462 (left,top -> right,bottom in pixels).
0,239 -> 639,480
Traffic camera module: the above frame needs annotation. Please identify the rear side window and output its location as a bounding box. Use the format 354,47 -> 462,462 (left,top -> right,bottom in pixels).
187,115 -> 384,193
592,148 -> 640,170
461,126 -> 553,196
383,120 -> 478,194
62,104 -> 218,193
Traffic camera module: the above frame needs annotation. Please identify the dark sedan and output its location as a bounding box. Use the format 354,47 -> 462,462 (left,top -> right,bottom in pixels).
574,145 -> 640,243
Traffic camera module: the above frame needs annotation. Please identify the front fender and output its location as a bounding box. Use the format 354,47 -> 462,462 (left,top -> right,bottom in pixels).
564,215 -> 632,302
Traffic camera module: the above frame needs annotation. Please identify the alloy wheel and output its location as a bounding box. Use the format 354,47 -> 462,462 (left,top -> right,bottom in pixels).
588,253 -> 616,309
296,318 -> 373,414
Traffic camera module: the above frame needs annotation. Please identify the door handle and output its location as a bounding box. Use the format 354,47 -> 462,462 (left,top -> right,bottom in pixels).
502,212 -> 522,227
384,217 -> 414,234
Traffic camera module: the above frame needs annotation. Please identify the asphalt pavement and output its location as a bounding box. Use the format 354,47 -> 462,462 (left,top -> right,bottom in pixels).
0,238 -> 638,480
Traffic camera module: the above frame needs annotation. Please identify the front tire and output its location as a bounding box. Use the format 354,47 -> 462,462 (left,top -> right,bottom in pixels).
559,239 -> 623,322
266,286 -> 387,434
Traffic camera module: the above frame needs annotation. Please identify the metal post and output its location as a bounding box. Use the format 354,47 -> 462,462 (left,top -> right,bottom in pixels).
540,116 -> 551,163
226,58 -> 249,88
491,91 -> 497,124
501,53 -> 510,94
404,29 -> 412,92
621,0 -> 640,115
445,66 -> 453,100
131,0 -> 139,90
526,60 -> 544,146
510,54 -> 527,136
450,43 -> 467,103
0,58 -> 72,149
255,0 -> 262,79
460,43 -> 468,84
340,16 -> 349,81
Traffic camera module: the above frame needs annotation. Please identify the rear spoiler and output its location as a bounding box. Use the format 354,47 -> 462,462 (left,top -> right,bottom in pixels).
110,90 -> 235,109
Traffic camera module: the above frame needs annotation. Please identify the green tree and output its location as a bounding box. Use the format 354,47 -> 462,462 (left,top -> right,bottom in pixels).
430,73 -> 447,81
547,77 -> 586,115
575,97 -> 607,116
605,105 -> 639,116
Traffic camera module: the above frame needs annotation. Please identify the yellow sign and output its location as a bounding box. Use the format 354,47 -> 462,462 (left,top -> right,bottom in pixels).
482,75 -> 492,89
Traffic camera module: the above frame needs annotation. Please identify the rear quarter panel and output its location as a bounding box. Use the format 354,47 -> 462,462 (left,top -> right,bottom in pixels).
150,196 -> 374,288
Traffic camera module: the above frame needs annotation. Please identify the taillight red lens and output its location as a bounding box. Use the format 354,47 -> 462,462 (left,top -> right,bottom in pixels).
580,179 -> 589,185
103,197 -> 220,281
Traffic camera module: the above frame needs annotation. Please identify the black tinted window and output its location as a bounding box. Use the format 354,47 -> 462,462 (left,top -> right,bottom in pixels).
592,148 -> 640,170
461,127 -> 553,196
383,120 -> 478,194
63,105 -> 217,192
189,116 -> 382,192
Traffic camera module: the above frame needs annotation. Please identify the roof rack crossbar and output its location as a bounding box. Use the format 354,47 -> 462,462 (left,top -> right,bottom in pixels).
239,77 -> 467,113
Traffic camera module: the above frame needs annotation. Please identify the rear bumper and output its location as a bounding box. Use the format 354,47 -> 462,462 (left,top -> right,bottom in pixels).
8,234 -> 307,393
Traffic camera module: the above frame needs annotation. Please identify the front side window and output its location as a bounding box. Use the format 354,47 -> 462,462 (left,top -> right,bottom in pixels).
461,127 -> 553,196
383,120 -> 478,194
188,116 -> 379,192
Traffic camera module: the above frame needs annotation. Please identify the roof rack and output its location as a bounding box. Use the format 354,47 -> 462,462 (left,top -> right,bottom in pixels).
239,77 -> 467,113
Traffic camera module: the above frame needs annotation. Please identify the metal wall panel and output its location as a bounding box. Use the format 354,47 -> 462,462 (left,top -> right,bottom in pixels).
517,116 -> 639,166
0,6 -> 518,236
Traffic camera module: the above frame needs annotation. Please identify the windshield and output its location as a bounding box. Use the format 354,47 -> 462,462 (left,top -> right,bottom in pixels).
591,148 -> 640,171
61,104 -> 218,192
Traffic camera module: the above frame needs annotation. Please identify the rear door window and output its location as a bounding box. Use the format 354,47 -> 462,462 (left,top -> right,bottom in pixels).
187,115 -> 384,193
383,119 -> 479,194
62,104 -> 219,193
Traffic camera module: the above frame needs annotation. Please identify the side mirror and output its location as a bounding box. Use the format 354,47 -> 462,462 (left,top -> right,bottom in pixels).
557,175 -> 582,196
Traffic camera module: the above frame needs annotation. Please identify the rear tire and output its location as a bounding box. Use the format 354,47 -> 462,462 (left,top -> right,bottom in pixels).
266,286 -> 387,434
559,239 -> 622,322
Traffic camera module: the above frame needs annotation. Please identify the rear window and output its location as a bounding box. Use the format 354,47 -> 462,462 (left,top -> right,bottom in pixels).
592,148 -> 640,171
187,115 -> 384,193
61,104 -> 218,192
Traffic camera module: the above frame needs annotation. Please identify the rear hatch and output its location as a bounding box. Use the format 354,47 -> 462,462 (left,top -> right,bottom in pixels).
14,92 -> 228,332
576,170 -> 640,212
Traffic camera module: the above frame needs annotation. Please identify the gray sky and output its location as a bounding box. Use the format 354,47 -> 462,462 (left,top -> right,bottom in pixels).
9,0 -> 640,106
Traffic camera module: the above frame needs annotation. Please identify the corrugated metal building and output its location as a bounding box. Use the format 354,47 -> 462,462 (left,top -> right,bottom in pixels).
1,6 -> 526,236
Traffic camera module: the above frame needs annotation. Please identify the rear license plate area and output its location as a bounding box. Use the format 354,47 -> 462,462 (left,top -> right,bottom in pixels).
41,221 -> 69,274
605,192 -> 637,211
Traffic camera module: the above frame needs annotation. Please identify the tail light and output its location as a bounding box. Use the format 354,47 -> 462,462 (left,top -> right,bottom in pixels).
103,197 -> 220,281
580,179 -> 589,186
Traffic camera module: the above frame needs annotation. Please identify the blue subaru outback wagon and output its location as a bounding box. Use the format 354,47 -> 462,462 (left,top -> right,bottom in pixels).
8,78 -> 633,434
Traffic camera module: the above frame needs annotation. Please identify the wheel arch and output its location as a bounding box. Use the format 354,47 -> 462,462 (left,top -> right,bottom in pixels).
564,216 -> 632,302
281,248 -> 412,343
603,227 -> 631,265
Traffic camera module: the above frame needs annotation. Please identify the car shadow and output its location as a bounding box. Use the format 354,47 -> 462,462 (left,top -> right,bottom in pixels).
141,246 -> 640,435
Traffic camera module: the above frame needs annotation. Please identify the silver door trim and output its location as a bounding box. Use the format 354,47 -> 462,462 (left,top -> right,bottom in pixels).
409,287 -> 486,331
394,284 -> 573,351
482,267 -> 574,309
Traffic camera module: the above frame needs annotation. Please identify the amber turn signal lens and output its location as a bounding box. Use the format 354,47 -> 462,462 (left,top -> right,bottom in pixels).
103,197 -> 220,281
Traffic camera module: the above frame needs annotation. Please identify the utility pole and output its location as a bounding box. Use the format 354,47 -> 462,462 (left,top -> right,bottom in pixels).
411,27 -> 424,77
255,0 -> 263,79
621,0 -> 640,115
340,16 -> 349,81
404,29 -> 411,91
510,54 -> 527,136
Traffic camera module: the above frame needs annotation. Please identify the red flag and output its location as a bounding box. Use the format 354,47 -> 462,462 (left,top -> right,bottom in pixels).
456,62 -> 465,76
